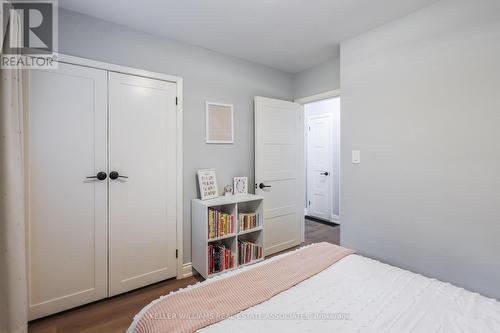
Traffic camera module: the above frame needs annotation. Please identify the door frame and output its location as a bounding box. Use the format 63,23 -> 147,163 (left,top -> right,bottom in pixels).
294,89 -> 341,237
27,53 -> 185,280
294,89 -> 340,105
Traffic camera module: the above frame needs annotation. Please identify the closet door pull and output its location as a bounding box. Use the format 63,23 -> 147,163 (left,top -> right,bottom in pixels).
109,171 -> 128,180
86,172 -> 107,181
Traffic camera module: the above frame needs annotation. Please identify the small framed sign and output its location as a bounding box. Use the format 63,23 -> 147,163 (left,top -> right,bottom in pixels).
233,177 -> 248,195
197,169 -> 219,200
206,102 -> 234,144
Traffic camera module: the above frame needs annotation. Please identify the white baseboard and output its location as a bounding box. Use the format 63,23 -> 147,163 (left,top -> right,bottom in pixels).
306,213 -> 340,225
181,262 -> 196,278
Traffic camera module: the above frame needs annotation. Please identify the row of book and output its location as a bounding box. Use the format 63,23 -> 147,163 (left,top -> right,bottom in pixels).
208,208 -> 235,239
238,240 -> 263,265
208,243 -> 236,275
239,213 -> 259,231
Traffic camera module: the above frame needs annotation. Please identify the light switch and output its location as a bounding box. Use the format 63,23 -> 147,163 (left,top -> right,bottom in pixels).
352,150 -> 361,164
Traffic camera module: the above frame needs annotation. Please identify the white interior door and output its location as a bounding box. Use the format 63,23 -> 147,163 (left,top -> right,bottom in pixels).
28,63 -> 108,319
255,96 -> 304,255
108,72 -> 178,296
306,114 -> 333,220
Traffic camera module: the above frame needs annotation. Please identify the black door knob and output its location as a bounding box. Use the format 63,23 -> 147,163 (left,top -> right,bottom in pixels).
96,171 -> 107,180
320,171 -> 329,176
259,183 -> 272,189
109,171 -> 128,180
86,171 -> 107,181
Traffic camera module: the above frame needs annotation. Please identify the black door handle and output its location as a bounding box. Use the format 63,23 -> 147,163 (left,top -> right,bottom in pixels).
86,171 -> 107,181
109,171 -> 128,180
320,171 -> 329,176
259,183 -> 271,189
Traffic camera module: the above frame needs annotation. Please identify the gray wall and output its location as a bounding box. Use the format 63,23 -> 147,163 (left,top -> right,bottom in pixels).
58,9 -> 293,263
340,0 -> 500,299
293,58 -> 340,99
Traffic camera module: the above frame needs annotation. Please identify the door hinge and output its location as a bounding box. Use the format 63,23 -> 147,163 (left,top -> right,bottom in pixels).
175,249 -> 178,258
308,126 -> 311,131
175,97 -> 178,105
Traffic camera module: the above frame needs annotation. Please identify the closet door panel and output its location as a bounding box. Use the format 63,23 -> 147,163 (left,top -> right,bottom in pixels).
108,72 -> 177,296
28,63 -> 108,319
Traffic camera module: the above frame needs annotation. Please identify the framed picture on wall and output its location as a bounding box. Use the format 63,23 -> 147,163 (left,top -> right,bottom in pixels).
206,102 -> 234,144
197,169 -> 219,200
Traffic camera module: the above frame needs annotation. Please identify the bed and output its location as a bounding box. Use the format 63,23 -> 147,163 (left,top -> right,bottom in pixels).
128,243 -> 500,333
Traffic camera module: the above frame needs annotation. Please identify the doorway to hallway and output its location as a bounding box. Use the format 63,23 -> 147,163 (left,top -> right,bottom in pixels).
304,96 -> 340,225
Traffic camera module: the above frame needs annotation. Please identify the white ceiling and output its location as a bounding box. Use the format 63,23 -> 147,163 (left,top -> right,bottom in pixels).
59,0 -> 440,73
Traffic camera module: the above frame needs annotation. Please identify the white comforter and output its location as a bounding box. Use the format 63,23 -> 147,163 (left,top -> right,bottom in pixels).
129,246 -> 500,333
199,252 -> 500,332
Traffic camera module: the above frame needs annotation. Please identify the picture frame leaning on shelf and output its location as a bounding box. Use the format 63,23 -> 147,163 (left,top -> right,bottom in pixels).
197,169 -> 219,200
233,176 -> 248,195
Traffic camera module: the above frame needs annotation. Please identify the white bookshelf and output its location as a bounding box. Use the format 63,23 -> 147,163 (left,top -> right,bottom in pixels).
192,194 -> 264,279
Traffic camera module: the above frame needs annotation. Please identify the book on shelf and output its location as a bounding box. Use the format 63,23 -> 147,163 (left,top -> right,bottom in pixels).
207,242 -> 236,275
239,212 -> 259,231
208,208 -> 235,239
238,240 -> 263,265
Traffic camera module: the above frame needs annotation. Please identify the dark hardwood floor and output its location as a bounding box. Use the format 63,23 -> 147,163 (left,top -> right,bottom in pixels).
28,275 -> 204,333
304,218 -> 340,245
28,219 -> 340,333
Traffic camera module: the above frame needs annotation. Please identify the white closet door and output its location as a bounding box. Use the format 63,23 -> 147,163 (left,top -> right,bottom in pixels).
28,63 -> 108,320
108,72 -> 178,296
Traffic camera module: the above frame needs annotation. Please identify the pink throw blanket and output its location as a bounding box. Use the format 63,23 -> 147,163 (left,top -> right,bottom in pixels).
132,242 -> 354,333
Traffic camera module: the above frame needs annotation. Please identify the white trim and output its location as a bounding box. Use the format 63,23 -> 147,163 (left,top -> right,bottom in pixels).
176,81 -> 184,280
301,111 -> 308,243
55,53 -> 182,83
305,214 -> 340,225
300,106 -> 306,244
181,262 -> 196,278
294,89 -> 341,105
205,101 -> 234,144
51,53 -> 185,280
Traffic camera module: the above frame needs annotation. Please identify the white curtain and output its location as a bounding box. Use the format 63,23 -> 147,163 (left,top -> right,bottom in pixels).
0,9 -> 29,333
